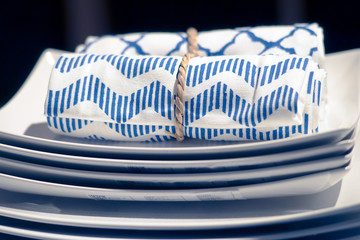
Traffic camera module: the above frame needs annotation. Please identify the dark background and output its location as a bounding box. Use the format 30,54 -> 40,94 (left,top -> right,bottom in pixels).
0,0 -> 359,108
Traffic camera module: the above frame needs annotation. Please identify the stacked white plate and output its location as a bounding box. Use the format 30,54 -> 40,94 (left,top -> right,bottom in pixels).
0,48 -> 359,239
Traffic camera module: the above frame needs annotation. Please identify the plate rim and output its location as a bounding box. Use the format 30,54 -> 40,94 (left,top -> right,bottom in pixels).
0,170 -> 355,231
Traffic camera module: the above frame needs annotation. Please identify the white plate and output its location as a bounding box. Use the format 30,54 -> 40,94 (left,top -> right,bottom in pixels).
1,212 -> 360,239
0,132 -> 358,230
0,139 -> 354,173
0,49 -> 358,159
0,164 -> 349,201
0,49 -> 359,235
0,153 -> 350,189
0,128 -> 355,159
0,165 -> 353,230
0,49 -> 358,230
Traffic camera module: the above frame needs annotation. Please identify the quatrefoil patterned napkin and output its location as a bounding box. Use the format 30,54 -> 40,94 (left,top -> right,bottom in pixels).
45,53 -> 326,142
76,23 -> 325,67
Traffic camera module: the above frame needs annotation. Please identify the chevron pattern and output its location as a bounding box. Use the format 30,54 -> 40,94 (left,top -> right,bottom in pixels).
46,77 -> 175,123
55,54 -> 180,77
184,83 -> 301,127
46,52 -> 324,141
46,76 -> 308,127
186,56 -> 310,87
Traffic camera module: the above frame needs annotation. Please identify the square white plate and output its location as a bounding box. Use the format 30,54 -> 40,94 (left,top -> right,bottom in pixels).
0,154 -> 350,189
0,49 -> 358,159
0,138 -> 354,173
0,49 -> 358,231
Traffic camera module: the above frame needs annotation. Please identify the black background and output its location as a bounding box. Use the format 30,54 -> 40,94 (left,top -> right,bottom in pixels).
0,0 -> 359,107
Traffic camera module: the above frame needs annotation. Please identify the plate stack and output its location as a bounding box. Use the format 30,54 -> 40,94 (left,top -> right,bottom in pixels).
0,46 -> 360,238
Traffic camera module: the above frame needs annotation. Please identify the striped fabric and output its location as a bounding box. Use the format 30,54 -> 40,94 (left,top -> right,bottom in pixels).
45,54 -> 325,142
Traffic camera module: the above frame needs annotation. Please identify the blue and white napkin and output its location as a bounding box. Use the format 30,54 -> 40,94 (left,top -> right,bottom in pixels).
45,53 -> 326,142
76,23 -> 325,67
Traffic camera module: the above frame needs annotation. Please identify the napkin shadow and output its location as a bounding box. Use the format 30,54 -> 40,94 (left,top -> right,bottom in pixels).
24,122 -> 59,140
23,122 -> 147,145
23,122 -> 244,148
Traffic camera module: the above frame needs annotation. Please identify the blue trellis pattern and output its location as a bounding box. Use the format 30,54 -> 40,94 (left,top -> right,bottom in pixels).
198,25 -> 320,56
46,53 -> 324,141
76,23 -> 324,66
78,32 -> 188,57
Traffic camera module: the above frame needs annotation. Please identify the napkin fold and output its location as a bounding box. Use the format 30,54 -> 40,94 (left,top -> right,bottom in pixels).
76,23 -> 325,67
45,53 -> 325,142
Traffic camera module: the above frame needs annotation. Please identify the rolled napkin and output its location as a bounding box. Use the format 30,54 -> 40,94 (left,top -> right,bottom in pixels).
45,53 -> 326,142
76,23 -> 325,67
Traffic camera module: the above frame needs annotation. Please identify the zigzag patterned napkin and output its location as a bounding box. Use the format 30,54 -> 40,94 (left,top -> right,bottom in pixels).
45,53 -> 326,142
76,23 -> 325,67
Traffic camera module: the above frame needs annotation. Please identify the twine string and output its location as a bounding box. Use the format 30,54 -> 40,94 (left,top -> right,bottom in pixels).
167,27 -> 199,141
